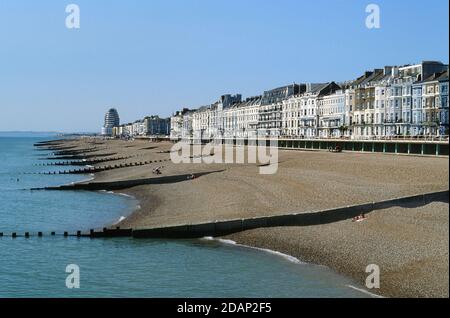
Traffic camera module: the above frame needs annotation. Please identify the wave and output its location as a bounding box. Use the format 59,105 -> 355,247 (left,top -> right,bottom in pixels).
346,285 -> 384,298
73,176 -> 94,184
202,237 -> 382,298
115,193 -> 135,198
98,190 -> 114,194
201,237 -> 304,264
113,216 -> 127,225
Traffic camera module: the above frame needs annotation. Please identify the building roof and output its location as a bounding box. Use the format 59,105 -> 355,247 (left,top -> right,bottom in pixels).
222,96 -> 262,110
417,70 -> 449,84
308,83 -> 330,94
438,70 -> 449,82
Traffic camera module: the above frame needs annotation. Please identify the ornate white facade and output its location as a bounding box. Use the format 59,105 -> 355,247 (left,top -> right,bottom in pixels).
170,61 -> 448,140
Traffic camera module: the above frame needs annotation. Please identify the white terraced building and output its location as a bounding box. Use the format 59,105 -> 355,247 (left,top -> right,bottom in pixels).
223,96 -> 261,138
170,61 -> 449,140
317,89 -> 346,138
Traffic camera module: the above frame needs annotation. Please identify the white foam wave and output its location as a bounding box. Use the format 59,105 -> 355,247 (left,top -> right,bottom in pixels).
202,237 -> 304,264
113,216 -> 127,225
346,285 -> 384,298
70,176 -> 94,185
115,192 -> 135,198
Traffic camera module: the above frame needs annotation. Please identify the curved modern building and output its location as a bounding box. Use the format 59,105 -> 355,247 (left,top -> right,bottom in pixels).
101,108 -> 120,136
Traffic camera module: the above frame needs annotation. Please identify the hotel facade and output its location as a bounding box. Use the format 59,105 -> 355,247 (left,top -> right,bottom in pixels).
169,61 -> 448,141
112,115 -> 170,138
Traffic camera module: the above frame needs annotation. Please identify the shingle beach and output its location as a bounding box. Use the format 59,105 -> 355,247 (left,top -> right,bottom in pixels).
40,137 -> 449,297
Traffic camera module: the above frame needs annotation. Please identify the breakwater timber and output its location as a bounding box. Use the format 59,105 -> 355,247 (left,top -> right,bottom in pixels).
15,190 -> 447,240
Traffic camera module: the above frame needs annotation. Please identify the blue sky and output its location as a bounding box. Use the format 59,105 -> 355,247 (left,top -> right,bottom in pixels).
0,0 -> 448,132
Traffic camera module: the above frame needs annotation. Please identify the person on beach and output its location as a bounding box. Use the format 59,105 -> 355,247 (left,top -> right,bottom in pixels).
153,167 -> 162,175
352,214 -> 367,222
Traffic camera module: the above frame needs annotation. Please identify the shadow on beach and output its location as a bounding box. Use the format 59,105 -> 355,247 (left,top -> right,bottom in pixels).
35,170 -> 225,191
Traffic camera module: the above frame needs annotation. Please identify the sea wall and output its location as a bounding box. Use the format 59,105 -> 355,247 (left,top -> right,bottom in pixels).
132,190 -> 449,239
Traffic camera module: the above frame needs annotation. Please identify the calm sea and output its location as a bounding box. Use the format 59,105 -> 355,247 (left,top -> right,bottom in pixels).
0,135 -> 371,297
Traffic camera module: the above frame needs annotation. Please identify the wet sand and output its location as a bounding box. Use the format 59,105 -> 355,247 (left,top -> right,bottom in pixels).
43,137 -> 449,297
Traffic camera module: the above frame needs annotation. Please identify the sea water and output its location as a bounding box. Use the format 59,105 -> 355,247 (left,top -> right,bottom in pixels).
0,135 -> 372,297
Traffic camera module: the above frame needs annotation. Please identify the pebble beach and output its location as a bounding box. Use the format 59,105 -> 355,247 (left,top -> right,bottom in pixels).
40,137 -> 449,297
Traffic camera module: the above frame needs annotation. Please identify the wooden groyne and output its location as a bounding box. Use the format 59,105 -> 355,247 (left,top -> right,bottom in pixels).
51,148 -> 104,156
31,170 -> 221,190
4,190 -> 447,240
131,190 -> 449,239
41,152 -> 118,161
29,158 -> 171,176
0,227 -> 132,239
33,140 -> 67,147
33,155 -> 136,167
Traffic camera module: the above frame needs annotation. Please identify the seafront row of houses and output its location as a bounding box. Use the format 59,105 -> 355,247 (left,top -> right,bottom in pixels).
104,61 -> 449,140
102,109 -> 171,138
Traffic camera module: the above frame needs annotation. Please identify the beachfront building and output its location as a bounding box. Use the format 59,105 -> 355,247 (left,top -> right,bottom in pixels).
383,65 -> 423,136
412,82 -> 424,136
112,125 -> 122,137
192,106 -> 212,139
415,70 -> 449,136
131,120 -> 145,136
317,89 -> 346,138
258,84 -> 301,137
282,96 -> 300,137
222,96 -> 260,138
144,116 -> 170,136
170,109 -> 189,140
343,87 -> 356,137
374,84 -> 388,136
223,105 -> 237,138
296,83 -> 341,138
217,94 -> 242,137
168,61 -> 449,140
101,108 -> 120,136
240,96 -> 262,138
439,71 -> 449,135
347,61 -> 449,138
182,110 -> 194,139
371,67 -> 394,137
119,123 -> 133,137
109,115 -> 170,138
353,69 -> 385,138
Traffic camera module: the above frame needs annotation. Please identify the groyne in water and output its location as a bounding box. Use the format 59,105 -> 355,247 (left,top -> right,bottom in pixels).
33,155 -> 136,166
28,158 -> 172,176
9,190 -> 447,240
41,152 -> 118,160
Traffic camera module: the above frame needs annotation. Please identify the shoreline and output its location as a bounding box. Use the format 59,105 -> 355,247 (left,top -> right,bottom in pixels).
81,169 -> 377,297
38,137 -> 449,298
76,174 -> 379,298
200,236 -> 383,298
